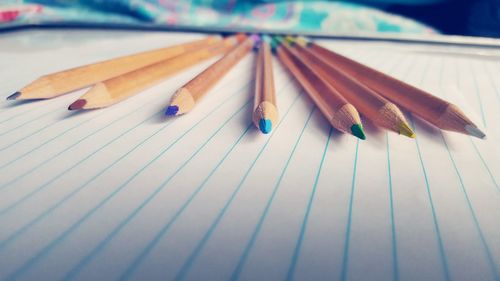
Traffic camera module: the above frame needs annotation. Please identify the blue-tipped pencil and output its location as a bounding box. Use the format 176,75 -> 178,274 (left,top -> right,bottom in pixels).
165,34 -> 259,116
252,35 -> 278,134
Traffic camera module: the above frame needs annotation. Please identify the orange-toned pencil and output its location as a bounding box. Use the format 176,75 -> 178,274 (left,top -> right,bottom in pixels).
274,38 -> 366,139
7,36 -> 223,100
252,35 -> 279,134
165,34 -> 258,116
278,37 -> 415,138
289,36 -> 485,139
68,34 -> 246,110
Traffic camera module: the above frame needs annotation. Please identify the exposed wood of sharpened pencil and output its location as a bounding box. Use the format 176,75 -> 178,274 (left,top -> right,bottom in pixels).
8,36 -> 223,100
291,36 -> 485,139
252,37 -> 279,134
68,34 -> 246,110
283,39 -> 415,138
165,34 -> 257,116
275,41 -> 365,139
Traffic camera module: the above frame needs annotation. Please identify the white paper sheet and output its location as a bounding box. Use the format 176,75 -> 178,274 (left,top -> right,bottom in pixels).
0,29 -> 498,281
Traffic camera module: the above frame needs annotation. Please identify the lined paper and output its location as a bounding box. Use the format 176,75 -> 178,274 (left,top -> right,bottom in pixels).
0,30 -> 499,281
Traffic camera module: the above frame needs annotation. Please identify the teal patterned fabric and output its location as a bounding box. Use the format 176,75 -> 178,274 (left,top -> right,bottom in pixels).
0,1 -> 435,34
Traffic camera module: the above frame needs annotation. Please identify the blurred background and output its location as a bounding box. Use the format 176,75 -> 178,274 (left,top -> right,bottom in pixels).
369,0 -> 500,37
0,0 -> 499,38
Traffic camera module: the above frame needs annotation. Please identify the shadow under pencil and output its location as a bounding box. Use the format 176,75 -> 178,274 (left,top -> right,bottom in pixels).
410,114 -> 442,141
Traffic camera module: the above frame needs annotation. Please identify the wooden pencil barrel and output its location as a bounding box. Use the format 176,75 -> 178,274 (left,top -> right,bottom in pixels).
294,44 -> 394,124
276,46 -> 347,123
103,36 -> 241,101
183,35 -> 254,102
18,36 -> 222,99
309,43 -> 448,120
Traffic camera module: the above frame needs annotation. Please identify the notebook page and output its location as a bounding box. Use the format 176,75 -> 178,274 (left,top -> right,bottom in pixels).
0,30 -> 498,281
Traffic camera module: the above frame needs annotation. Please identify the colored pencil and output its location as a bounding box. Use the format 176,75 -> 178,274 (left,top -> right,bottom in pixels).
280,37 -> 415,138
274,38 -> 366,139
252,36 -> 279,134
165,34 -> 258,116
289,36 -> 485,139
68,34 -> 246,110
7,36 -> 223,101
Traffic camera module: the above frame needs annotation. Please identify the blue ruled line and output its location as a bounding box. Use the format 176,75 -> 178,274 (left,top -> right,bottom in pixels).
483,61 -> 500,102
452,58 -> 499,192
0,113 -> 174,251
1,63 -> 258,281
0,117 -> 70,151
0,60 -> 253,192
468,138 -> 499,193
0,115 -> 160,216
0,106 -> 43,126
223,107 -> 315,281
469,62 -> 487,127
0,106 -> 61,137
408,56 -> 451,281
339,139 -> 360,281
119,84 -> 300,281
444,58 -> 499,279
459,63 -> 499,193
440,133 -> 499,280
381,55 -> 417,281
118,124 -> 253,281
285,127 -> 333,281
62,78 -> 262,280
386,133 -> 399,281
409,116 -> 451,281
371,53 -> 416,281
0,96 -> 161,193
483,60 -> 500,101
0,109 -> 105,154
2,77 -> 255,281
0,112 -> 109,169
0,58 -> 252,182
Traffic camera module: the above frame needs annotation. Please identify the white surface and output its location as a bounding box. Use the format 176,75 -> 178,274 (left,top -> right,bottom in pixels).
0,29 -> 499,281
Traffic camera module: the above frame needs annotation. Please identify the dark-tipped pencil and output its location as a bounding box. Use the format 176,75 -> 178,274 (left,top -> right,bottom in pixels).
289,36 -> 484,139
274,38 -> 365,140
252,36 -> 278,134
282,37 -> 415,138
9,36 -> 223,101
165,34 -> 258,116
68,34 -> 246,110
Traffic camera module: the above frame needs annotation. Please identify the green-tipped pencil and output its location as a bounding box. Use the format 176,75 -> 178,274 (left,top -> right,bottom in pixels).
273,37 -> 366,140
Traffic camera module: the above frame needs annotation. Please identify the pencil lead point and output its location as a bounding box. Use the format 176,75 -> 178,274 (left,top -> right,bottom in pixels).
350,124 -> 366,140
165,105 -> 179,116
259,118 -> 272,134
6,92 -> 21,100
399,122 -> 416,138
465,125 -> 486,139
68,99 -> 86,110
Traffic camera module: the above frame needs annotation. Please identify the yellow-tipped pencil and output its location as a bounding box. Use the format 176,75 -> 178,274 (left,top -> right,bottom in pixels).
252,36 -> 278,134
7,36 -> 223,100
165,34 -> 258,116
68,34 -> 246,110
281,37 -> 415,138
274,38 -> 365,140
289,36 -> 484,139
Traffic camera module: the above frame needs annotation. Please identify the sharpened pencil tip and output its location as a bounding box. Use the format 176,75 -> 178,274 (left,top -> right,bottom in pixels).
259,119 -> 272,134
399,122 -> 416,138
165,105 -> 179,116
68,99 -> 86,110
6,92 -> 21,100
350,124 -> 366,140
465,125 -> 486,139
